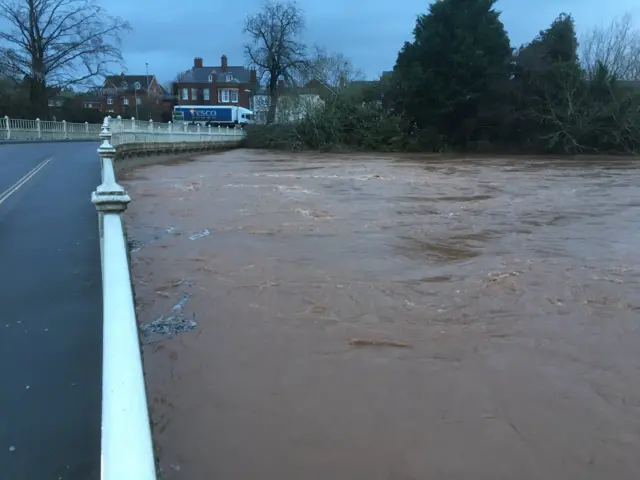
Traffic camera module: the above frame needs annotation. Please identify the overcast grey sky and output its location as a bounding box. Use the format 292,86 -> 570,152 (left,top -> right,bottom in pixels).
33,0 -> 640,83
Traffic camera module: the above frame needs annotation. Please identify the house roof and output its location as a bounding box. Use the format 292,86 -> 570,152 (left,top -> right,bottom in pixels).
104,74 -> 158,92
179,66 -> 250,84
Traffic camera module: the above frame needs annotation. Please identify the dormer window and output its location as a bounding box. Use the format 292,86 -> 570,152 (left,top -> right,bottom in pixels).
134,81 -> 141,90
226,74 -> 233,81
208,74 -> 213,82
122,81 -> 128,89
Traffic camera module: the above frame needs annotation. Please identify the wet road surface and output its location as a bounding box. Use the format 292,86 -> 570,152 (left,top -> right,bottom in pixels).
0,142 -> 102,479
122,150 -> 640,479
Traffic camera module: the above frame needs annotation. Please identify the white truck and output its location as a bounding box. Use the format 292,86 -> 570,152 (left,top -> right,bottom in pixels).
172,105 -> 254,126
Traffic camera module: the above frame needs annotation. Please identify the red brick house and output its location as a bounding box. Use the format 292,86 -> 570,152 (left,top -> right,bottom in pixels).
172,55 -> 258,110
81,73 -> 169,120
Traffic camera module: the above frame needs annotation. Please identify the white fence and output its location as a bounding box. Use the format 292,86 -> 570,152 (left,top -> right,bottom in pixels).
89,116 -> 244,479
92,118 -> 157,480
0,115 -> 245,143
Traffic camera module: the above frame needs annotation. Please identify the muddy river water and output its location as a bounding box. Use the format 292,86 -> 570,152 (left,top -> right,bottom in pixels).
121,150 -> 640,479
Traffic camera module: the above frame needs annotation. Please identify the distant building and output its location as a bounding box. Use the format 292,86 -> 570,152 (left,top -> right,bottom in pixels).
78,73 -> 167,119
47,96 -> 65,107
172,55 -> 258,110
252,79 -> 332,124
46,87 -> 76,108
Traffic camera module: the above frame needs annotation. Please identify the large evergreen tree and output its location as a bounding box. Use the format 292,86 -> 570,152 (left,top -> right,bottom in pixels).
393,0 -> 512,148
509,14 -> 583,150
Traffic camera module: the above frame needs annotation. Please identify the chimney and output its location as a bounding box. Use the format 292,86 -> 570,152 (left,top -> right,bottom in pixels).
221,55 -> 228,71
120,72 -> 125,80
250,69 -> 257,85
194,57 -> 203,69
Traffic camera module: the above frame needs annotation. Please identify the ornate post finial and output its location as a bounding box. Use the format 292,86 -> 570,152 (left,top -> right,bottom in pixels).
93,116 -> 129,213
98,117 -> 115,157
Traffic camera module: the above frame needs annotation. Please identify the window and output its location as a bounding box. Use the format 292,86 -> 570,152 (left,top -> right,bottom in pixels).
191,88 -> 198,100
182,88 -> 188,100
203,88 -> 210,101
219,89 -> 230,103
122,82 -> 128,89
231,89 -> 238,103
48,99 -> 54,107
136,97 -> 141,105
107,97 -> 113,105
123,97 -> 129,105
134,81 -> 141,90
226,74 -> 232,81
208,74 -> 213,82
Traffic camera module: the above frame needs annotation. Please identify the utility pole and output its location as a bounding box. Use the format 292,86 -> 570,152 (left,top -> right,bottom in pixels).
146,63 -> 150,120
135,84 -> 139,119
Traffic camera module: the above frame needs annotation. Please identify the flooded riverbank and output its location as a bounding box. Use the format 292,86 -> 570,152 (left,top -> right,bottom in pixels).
122,150 -> 640,479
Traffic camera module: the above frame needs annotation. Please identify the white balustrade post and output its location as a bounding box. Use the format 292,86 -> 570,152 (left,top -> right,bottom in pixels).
183,122 -> 187,133
97,117 -> 115,184
148,119 -> 153,132
196,123 -> 201,140
4,116 -> 9,140
36,118 -> 41,140
208,125 -> 212,136
131,117 -> 136,131
168,121 -> 173,142
85,121 -> 89,134
62,120 -> 67,140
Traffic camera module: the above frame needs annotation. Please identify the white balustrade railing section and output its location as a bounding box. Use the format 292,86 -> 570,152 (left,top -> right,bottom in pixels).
91,117 -> 157,480
89,115 -> 242,480
1,115 -> 245,143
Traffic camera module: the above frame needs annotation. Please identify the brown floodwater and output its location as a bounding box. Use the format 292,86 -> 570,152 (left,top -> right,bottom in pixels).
121,150 -> 640,480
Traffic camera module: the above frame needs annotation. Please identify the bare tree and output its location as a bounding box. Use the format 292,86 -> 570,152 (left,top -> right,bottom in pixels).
301,46 -> 365,90
244,1 -> 307,123
0,0 -> 130,117
581,12 -> 640,80
534,64 -> 640,154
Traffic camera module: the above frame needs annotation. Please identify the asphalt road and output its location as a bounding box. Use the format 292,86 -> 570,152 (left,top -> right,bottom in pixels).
0,142 -> 102,479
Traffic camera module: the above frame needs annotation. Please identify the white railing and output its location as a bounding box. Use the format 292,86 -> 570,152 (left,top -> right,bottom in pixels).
0,116 -> 101,140
109,117 -> 244,145
0,115 -> 245,143
91,118 -> 157,480
90,114 -> 243,480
